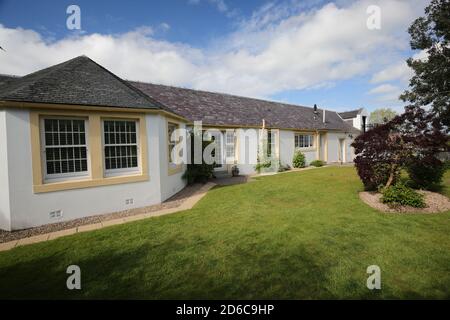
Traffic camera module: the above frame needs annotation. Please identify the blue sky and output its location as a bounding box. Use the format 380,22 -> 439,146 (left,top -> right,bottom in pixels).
0,0 -> 429,113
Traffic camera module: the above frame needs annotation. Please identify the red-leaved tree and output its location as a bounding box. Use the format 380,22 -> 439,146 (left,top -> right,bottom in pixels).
352,106 -> 448,191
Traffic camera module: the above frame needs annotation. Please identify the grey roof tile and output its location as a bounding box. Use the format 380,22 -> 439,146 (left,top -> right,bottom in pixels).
339,108 -> 363,119
130,81 -> 355,132
0,56 -> 164,110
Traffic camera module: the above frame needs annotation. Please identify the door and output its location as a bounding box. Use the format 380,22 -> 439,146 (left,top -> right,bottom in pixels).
338,138 -> 346,163
319,133 -> 326,161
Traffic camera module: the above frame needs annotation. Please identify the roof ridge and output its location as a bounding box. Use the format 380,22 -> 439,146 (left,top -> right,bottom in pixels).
339,107 -> 363,114
0,73 -> 20,78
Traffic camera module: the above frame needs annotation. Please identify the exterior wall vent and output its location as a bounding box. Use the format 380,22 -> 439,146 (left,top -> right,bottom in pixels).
49,210 -> 63,219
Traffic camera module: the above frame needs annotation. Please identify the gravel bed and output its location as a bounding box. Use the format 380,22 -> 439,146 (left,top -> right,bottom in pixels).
0,183 -> 205,244
359,190 -> 450,213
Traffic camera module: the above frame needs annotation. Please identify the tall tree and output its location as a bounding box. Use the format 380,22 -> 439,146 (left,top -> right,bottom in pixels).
369,108 -> 397,125
400,0 -> 450,127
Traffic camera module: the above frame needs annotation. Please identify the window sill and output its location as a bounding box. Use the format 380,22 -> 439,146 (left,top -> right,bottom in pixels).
295,147 -> 317,152
33,174 -> 149,193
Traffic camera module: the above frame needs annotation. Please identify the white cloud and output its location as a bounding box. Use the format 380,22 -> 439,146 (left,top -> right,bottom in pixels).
0,0 -> 429,100
159,22 -> 171,32
368,84 -> 399,94
371,61 -> 412,83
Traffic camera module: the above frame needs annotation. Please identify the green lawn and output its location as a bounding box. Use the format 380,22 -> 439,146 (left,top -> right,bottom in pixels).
0,167 -> 449,299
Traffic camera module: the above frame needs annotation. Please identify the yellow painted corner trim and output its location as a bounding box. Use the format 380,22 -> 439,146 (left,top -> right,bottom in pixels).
30,109 -> 149,193
168,165 -> 183,176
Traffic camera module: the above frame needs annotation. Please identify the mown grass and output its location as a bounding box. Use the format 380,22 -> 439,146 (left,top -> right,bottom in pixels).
0,167 -> 449,299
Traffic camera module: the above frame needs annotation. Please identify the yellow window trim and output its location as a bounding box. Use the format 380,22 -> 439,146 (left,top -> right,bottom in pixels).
166,118 -> 183,176
294,132 -> 317,152
30,110 -> 149,193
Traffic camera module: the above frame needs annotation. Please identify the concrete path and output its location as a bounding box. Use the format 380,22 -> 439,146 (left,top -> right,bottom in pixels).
0,182 -> 216,252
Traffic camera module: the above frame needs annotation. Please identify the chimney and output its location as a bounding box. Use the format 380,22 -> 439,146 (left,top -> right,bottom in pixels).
323,109 -> 326,123
313,104 -> 318,114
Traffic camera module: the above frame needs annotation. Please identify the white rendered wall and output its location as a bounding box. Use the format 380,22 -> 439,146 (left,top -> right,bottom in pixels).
352,109 -> 369,130
5,109 -> 186,231
0,110 -> 11,231
326,132 -> 353,163
279,130 -> 317,167
236,128 -> 259,175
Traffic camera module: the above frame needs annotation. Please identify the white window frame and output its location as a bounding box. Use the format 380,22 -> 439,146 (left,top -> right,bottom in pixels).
225,130 -> 235,161
40,116 -> 90,182
294,133 -> 314,149
102,119 -> 141,177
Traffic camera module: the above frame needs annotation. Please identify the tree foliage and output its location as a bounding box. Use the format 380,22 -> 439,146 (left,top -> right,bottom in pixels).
352,106 -> 448,191
369,108 -> 397,125
400,0 -> 450,127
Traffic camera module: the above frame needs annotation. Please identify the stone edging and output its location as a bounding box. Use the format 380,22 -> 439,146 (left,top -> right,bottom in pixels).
0,182 -> 216,252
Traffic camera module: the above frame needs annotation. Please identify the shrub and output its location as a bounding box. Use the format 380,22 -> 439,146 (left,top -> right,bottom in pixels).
292,150 -> 306,168
310,160 -> 325,167
445,160 -> 450,170
381,183 -> 426,208
407,156 -> 446,189
254,160 -> 272,173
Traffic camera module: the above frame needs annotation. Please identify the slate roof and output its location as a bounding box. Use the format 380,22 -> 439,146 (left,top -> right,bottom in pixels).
339,108 -> 363,119
130,81 -> 355,132
0,56 -> 356,132
0,56 -> 164,110
0,74 -> 18,86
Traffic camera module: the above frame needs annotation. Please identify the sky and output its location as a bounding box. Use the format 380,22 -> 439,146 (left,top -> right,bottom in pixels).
0,0 -> 430,113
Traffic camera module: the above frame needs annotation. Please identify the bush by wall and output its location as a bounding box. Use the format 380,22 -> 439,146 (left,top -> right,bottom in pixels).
310,160 -> 325,167
254,160 -> 272,173
292,150 -> 306,168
